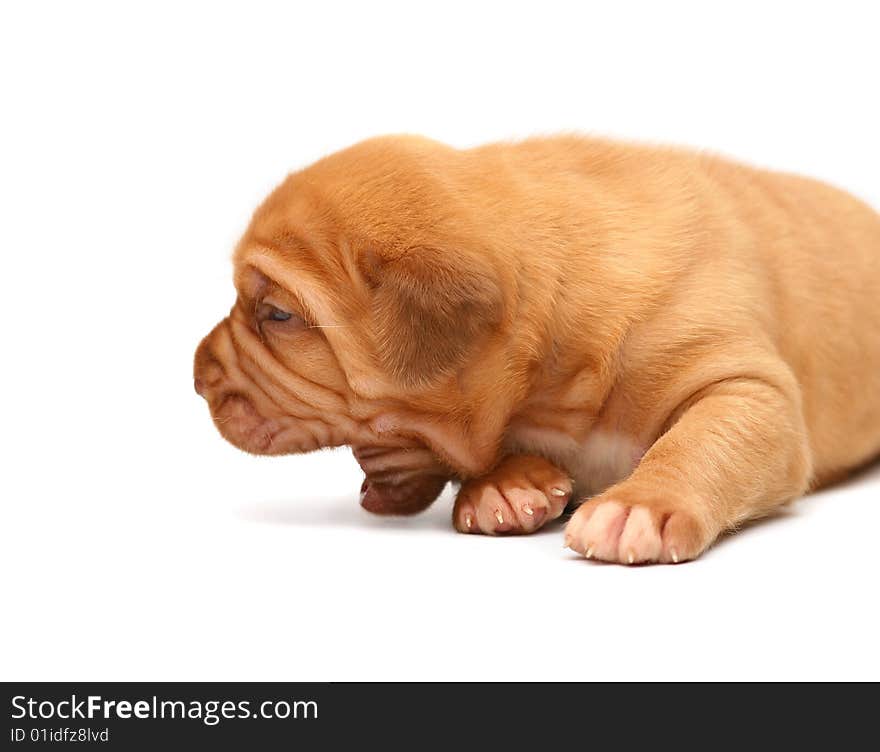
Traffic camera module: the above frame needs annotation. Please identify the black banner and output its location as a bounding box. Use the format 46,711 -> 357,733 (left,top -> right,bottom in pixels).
1,682 -> 874,747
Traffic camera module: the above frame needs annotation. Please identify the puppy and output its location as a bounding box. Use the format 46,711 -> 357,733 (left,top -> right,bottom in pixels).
194,135 -> 880,564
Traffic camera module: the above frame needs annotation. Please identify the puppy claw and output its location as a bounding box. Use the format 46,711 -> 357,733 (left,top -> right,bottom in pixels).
453,455 -> 571,536
585,545 -> 594,560
565,498 -> 709,565
465,513 -> 473,530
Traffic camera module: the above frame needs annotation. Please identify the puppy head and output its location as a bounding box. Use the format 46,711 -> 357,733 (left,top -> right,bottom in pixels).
194,136 -> 513,494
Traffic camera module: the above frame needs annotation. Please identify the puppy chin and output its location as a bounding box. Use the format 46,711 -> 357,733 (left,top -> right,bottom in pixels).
351,443 -> 451,515
212,393 -> 285,456
359,476 -> 448,516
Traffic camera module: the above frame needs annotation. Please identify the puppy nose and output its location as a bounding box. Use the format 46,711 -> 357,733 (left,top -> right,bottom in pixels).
194,377 -> 205,396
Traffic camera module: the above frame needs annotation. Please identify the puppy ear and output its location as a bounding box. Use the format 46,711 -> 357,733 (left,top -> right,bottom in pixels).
362,246 -> 502,385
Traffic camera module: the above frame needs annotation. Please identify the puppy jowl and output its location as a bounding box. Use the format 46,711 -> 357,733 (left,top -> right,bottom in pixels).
194,134 -> 880,565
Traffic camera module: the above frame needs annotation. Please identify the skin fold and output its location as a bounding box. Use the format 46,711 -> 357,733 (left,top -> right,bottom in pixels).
194,135 -> 880,565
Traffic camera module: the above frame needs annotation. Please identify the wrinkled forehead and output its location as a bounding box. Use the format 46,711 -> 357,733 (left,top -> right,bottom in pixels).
229,209 -> 394,398
234,173 -> 356,289
232,240 -> 359,327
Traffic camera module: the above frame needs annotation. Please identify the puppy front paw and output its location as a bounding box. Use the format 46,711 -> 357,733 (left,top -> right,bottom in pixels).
454,455 -> 573,535
564,490 -> 713,564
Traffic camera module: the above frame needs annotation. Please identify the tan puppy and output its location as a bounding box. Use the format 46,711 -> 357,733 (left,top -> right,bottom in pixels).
194,135 -> 880,564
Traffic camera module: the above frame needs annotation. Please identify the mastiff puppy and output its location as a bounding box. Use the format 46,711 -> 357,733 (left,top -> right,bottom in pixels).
194,135 -> 880,564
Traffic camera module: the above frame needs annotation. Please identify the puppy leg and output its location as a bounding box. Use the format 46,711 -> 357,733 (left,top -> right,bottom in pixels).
565,370 -> 812,564
454,455 -> 573,534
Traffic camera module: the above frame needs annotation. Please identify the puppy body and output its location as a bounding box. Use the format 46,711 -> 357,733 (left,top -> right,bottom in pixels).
195,135 -> 880,563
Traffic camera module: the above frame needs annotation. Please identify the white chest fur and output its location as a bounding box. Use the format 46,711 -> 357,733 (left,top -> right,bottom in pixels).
505,427 -> 643,499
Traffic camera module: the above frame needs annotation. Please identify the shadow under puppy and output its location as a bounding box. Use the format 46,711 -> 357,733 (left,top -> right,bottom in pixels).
194,135 -> 880,565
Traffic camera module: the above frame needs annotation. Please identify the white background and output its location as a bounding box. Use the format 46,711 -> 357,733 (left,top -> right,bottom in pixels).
2,1 -> 878,681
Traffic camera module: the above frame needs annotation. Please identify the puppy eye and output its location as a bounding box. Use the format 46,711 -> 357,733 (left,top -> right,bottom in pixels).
256,301 -> 302,328
268,306 -> 292,321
